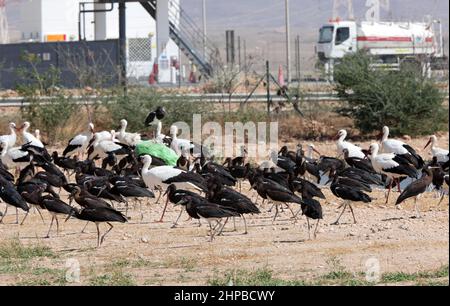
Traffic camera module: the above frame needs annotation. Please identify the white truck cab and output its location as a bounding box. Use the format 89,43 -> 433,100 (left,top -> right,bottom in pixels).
317,20 -> 357,61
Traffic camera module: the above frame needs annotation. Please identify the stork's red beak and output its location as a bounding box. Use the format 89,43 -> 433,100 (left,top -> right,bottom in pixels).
424,139 -> 432,150
332,133 -> 340,141
312,147 -> 321,156
377,130 -> 384,141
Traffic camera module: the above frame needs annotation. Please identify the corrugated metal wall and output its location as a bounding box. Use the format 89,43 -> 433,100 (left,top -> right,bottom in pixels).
0,39 -> 120,89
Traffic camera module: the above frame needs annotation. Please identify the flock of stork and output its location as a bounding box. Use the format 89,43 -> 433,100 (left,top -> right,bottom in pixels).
0,106 -> 449,247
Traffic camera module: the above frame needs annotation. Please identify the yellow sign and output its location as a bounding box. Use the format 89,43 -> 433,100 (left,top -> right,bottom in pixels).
45,34 -> 67,42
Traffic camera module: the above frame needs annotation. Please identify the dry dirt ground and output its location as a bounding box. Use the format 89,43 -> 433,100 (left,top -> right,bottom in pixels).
0,135 -> 448,286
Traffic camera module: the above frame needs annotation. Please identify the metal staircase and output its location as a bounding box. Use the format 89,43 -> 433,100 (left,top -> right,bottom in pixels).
141,0 -> 215,78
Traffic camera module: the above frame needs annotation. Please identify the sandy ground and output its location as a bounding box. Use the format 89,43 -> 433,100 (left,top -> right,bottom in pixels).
0,135 -> 449,286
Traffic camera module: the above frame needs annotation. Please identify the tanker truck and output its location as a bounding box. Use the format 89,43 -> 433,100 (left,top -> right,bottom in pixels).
316,19 -> 445,79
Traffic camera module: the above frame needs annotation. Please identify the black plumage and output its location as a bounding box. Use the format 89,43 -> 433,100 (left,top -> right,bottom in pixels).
0,175 -> 29,223
145,106 -> 166,126
207,178 -> 260,234
396,168 -> 433,218
72,207 -> 127,247
40,195 -> 76,237
176,195 -> 240,241
329,175 -> 371,225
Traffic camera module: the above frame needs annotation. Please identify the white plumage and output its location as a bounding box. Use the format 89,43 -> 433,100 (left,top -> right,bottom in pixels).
0,141 -> 32,170
21,122 -> 44,148
425,135 -> 449,163
88,131 -> 124,160
154,121 -> 166,144
63,123 -> 94,157
336,129 -> 365,159
0,122 -> 17,148
140,155 -> 199,190
368,143 -> 404,179
170,125 -> 194,155
380,126 -> 410,155
117,119 -> 141,146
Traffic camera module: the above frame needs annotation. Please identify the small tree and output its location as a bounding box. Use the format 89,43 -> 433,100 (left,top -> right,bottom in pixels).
334,51 -> 448,136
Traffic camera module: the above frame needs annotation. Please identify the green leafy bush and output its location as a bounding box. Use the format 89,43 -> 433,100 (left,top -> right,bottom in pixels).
334,51 -> 448,136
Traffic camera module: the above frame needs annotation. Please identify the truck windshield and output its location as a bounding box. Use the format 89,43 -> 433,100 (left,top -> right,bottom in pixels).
319,26 -> 334,43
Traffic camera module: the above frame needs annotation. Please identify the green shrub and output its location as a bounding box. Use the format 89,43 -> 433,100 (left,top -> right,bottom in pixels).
104,88 -> 212,133
334,51 -> 448,136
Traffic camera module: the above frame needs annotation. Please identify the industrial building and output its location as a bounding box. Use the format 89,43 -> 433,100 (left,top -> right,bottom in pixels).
0,0 -> 213,88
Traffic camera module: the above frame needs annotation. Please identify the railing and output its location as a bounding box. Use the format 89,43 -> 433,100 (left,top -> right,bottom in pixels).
1,91 -> 448,107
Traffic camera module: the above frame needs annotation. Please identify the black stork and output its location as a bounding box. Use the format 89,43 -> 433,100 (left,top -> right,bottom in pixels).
327,175 -> 372,225
0,175 -> 29,224
145,106 -> 166,126
252,176 -> 304,223
175,195 -> 240,242
70,206 -> 127,247
207,177 -> 260,234
39,195 -> 76,238
396,168 -> 433,218
163,184 -> 204,228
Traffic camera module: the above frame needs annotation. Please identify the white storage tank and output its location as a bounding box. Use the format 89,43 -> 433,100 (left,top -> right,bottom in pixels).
357,21 -> 436,56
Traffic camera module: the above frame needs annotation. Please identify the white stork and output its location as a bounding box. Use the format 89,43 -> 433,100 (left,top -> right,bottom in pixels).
424,135 -> 449,163
63,123 -> 95,157
19,122 -> 44,148
87,131 -> 128,160
368,143 -> 418,204
169,125 -> 194,156
140,155 -> 205,222
0,122 -> 18,148
117,119 -> 141,147
380,126 -> 424,169
0,141 -> 33,170
336,129 -> 365,159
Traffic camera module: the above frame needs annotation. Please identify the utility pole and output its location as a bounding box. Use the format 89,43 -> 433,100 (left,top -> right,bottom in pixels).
238,35 -> 241,68
285,0 -> 291,84
202,0 -> 207,59
119,1 -> 127,89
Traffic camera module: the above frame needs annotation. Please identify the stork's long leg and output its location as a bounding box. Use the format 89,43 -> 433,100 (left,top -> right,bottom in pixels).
396,178 -> 401,193
385,180 -> 393,204
171,208 -> 184,228
20,211 -> 29,226
313,220 -> 320,239
100,222 -> 114,245
332,201 -> 348,225
242,215 -> 248,235
95,223 -> 101,247
36,208 -> 45,224
0,206 -> 7,223
81,221 -> 89,233
348,204 -> 357,224
306,217 -> 311,240
157,193 -> 169,223
271,204 -> 279,224
55,216 -> 60,236
45,216 -> 55,238
414,197 -> 422,219
217,218 -> 229,236
155,188 -> 163,204
438,193 -> 446,206
15,208 -> 18,224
